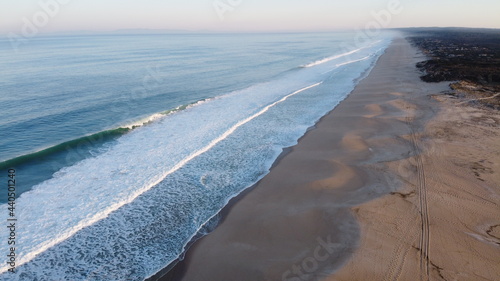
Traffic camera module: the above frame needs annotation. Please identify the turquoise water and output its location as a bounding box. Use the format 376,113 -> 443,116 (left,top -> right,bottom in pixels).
0,32 -> 392,280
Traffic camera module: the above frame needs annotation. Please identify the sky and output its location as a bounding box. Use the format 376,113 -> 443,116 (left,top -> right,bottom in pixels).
1,0 -> 499,35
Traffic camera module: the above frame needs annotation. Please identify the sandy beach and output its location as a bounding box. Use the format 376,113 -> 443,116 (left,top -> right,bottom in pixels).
160,36 -> 500,281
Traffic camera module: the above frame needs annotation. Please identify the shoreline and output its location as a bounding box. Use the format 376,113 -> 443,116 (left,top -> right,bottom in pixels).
150,45 -> 386,281
157,36 -> 500,281
148,144 -> 298,281
155,36 -> 421,281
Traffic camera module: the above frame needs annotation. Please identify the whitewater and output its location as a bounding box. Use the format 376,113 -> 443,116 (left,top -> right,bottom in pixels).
0,33 -> 391,280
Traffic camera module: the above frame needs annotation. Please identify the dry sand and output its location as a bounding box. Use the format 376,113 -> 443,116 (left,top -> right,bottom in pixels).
162,37 -> 500,281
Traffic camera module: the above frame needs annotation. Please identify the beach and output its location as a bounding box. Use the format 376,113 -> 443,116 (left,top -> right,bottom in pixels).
161,36 -> 500,281
3,1 -> 500,280
1,33 -> 392,280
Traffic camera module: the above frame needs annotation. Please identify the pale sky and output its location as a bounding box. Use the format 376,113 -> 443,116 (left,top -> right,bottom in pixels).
1,0 -> 499,35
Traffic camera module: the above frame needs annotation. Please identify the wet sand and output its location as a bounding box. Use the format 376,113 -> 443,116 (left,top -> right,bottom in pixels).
160,37 -> 500,281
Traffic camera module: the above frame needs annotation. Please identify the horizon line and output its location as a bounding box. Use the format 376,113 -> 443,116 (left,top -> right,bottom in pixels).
2,26 -> 500,37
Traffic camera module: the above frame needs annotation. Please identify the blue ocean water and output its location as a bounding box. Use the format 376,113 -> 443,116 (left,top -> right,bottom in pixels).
0,32 -> 392,280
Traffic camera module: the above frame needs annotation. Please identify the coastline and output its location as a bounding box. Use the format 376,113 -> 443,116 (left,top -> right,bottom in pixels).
157,36 -> 500,281
150,41 -> 386,281
148,111 -> 339,281
148,145 -> 297,281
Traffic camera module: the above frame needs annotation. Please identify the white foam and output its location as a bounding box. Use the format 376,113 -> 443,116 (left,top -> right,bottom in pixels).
302,47 -> 364,68
121,98 -> 215,130
123,113 -> 165,129
0,37 -> 392,280
0,81 -> 325,275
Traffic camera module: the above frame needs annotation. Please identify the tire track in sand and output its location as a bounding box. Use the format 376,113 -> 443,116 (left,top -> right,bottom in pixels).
406,114 -> 431,281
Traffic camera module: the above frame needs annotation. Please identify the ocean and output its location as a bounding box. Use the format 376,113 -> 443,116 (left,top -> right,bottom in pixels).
0,32 -> 392,280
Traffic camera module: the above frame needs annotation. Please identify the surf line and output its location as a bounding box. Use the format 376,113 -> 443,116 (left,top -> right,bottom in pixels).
321,55 -> 372,75
302,44 -> 371,68
1,82 -> 323,274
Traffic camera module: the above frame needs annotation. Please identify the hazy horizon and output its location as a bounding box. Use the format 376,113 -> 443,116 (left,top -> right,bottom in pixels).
2,26 -> 500,37
1,0 -> 499,37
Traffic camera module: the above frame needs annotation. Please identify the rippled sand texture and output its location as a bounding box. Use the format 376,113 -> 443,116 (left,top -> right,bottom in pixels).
167,37 -> 500,281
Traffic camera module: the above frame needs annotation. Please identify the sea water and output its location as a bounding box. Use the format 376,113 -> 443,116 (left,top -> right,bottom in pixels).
0,32 -> 392,280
